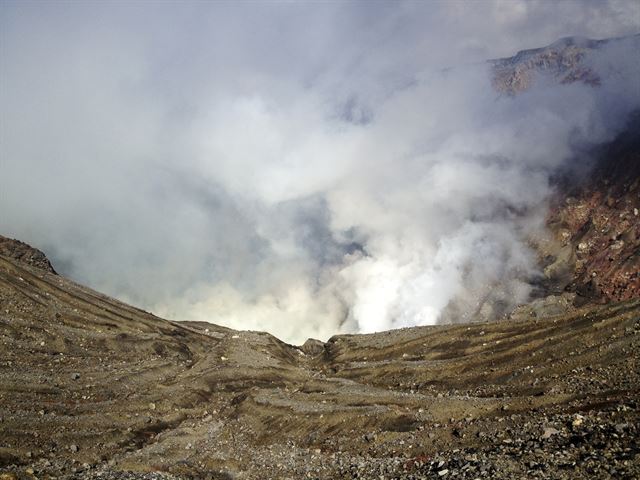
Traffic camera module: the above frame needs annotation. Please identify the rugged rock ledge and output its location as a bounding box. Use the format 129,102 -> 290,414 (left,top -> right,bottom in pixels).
490,34 -> 639,95
539,113 -> 640,306
0,236 -> 57,275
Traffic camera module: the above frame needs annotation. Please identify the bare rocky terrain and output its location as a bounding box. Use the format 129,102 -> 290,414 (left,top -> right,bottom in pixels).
0,234 -> 639,480
489,34 -> 639,95
2,35 -> 640,480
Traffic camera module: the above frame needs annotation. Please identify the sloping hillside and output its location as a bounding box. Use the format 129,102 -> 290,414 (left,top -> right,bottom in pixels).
1,237 -> 639,479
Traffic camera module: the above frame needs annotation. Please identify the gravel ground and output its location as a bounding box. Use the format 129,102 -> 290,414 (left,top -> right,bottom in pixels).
1,239 -> 639,479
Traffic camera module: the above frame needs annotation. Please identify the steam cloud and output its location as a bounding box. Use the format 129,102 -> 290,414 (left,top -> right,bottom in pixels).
1,2 -> 639,343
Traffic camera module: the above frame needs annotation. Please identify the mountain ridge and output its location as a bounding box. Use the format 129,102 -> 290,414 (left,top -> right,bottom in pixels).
490,32 -> 639,94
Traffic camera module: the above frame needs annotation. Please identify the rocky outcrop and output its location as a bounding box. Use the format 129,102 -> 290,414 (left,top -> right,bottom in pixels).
0,235 -> 56,274
542,113 -> 640,305
490,35 -> 638,95
488,35 -> 640,314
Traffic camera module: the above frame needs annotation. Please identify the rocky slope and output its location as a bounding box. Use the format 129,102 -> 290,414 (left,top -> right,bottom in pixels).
544,115 -> 640,304
490,34 -> 639,95
489,34 -> 640,321
519,110 -> 640,322
0,236 -> 639,480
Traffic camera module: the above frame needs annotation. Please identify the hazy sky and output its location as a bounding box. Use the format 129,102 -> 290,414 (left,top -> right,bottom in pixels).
1,1 -> 639,343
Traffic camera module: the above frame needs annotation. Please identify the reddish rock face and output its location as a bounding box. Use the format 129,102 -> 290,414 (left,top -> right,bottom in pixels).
492,45 -> 600,95
489,35 -> 640,308
545,116 -> 640,304
490,36 -> 607,95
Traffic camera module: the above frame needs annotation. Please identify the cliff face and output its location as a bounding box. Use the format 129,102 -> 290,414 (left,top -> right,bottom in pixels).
489,35 -> 635,95
488,35 -> 640,316
544,115 -> 640,304
548,121 -> 640,301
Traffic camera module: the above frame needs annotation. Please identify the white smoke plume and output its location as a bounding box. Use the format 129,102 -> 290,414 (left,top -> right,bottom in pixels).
1,2 -> 639,343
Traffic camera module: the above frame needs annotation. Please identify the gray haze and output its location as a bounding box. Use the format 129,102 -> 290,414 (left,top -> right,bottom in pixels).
1,1 -> 639,343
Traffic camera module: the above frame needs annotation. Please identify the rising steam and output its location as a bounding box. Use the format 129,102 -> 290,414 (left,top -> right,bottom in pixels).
1,2 -> 639,343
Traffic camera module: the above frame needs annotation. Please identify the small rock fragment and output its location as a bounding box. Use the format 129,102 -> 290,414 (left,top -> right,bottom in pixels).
572,414 -> 584,427
614,423 -> 628,433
